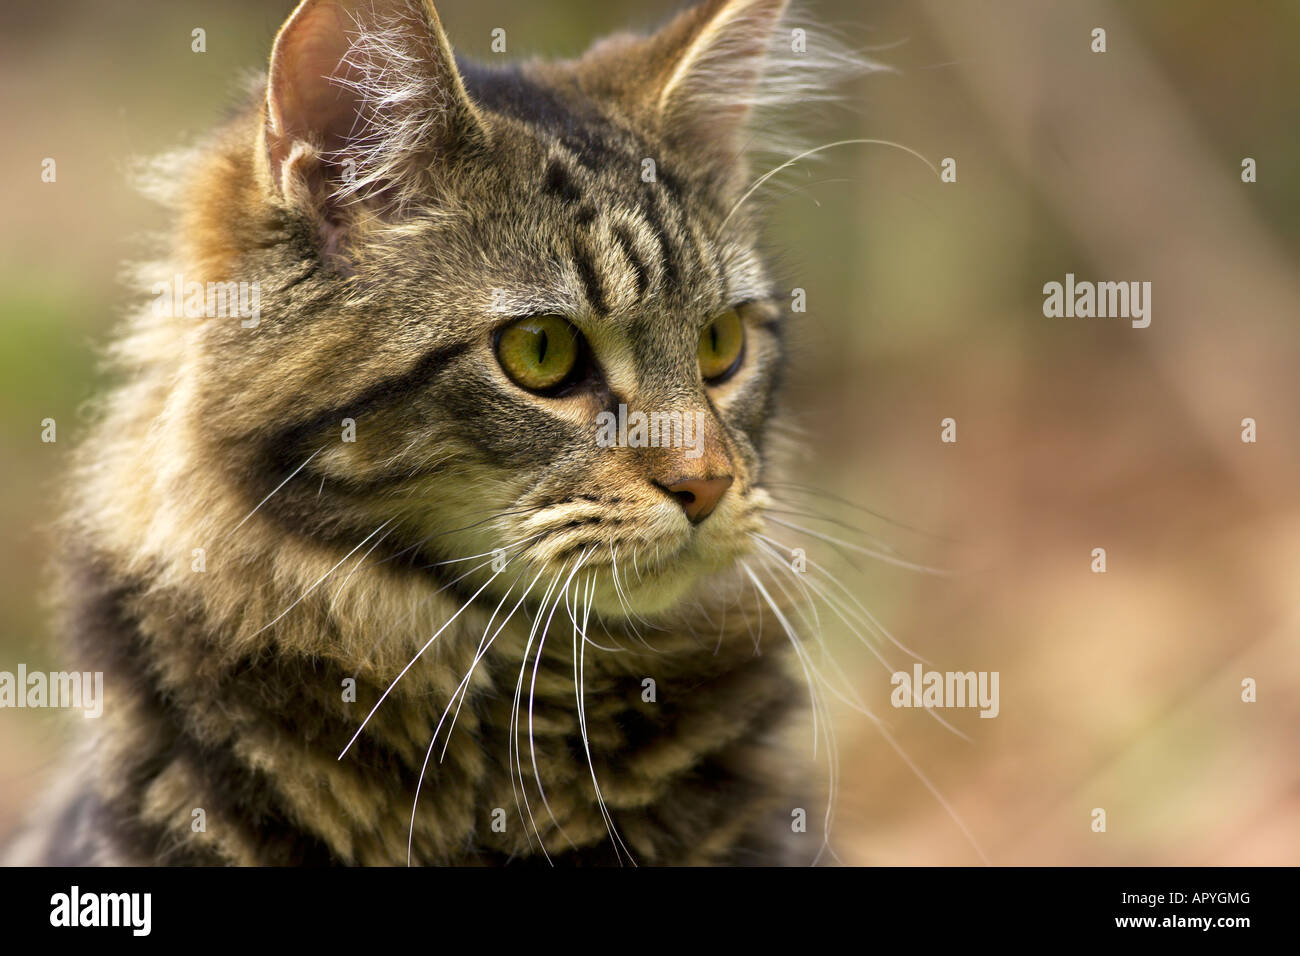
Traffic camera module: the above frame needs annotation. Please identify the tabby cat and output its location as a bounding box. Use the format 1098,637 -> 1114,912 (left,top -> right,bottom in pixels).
7,0 -> 866,865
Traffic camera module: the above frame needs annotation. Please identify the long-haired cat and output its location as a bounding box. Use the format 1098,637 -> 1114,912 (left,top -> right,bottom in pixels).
7,0 -> 868,865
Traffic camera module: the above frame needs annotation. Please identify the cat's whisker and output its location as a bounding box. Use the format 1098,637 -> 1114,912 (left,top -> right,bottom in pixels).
873,721 -> 991,866
507,564 -> 568,859
768,418 -> 815,438
762,481 -> 962,544
407,565 -> 537,866
526,550 -> 593,855
377,433 -> 427,472
439,566 -> 544,763
753,531 -> 967,740
425,528 -> 550,567
747,567 -> 765,654
743,563 -> 820,754
750,546 -> 876,720
768,176 -> 861,211
563,556 -> 624,653
767,515 -> 954,576
761,504 -> 904,557
404,449 -> 450,480
371,503 -> 548,568
742,562 -> 839,855
606,544 -> 640,636
720,138 -> 943,229
252,517 -> 396,637
327,523 -> 398,614
338,562 -> 504,761
807,557 -> 933,665
350,528 -> 543,685
225,447 -> 322,539
756,530 -> 932,664
512,553 -> 596,857
749,542 -> 989,863
750,536 -> 823,639
711,586 -> 729,655
608,543 -> 662,647
575,569 -> 635,865
349,549 -> 505,679
586,569 -> 634,861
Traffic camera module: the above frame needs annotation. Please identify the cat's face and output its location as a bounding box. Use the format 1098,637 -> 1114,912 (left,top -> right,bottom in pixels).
198,0 -> 803,618
366,140 -> 782,614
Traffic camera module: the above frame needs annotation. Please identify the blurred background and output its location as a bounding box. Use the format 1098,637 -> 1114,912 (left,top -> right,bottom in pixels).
1,0 -> 1296,864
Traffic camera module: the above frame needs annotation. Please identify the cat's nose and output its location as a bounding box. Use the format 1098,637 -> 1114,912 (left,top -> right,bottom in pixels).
658,475 -> 733,524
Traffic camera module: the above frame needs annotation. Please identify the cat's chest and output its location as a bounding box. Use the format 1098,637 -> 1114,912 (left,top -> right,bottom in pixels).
329,623 -> 793,864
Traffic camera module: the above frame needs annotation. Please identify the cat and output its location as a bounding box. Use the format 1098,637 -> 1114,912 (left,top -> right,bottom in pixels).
4,0 -> 868,866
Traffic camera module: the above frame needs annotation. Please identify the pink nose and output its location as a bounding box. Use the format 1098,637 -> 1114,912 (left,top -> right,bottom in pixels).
658,476 -> 733,524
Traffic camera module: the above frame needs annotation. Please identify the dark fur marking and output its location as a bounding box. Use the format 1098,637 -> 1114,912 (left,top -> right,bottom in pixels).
264,340 -> 470,474
66,549 -> 346,865
573,241 -> 608,314
638,189 -> 680,288
612,224 -> 651,298
543,159 -> 584,204
458,61 -> 637,172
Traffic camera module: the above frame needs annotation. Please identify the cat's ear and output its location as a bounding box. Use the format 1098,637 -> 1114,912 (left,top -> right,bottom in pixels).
265,0 -> 486,219
606,0 -> 793,166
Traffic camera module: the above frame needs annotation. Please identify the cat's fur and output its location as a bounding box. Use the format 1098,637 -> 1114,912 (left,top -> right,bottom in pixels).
6,0 -> 864,866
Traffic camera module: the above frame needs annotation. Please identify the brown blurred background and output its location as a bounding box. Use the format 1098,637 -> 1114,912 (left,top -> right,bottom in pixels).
1,0 -> 1296,864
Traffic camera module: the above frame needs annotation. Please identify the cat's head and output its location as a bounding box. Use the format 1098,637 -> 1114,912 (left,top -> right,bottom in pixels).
179,0 -> 859,619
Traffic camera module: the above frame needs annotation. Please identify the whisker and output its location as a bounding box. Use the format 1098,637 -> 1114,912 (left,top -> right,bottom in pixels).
756,531 -> 933,664
406,565 -> 536,866
328,524 -> 397,614
761,505 -> 904,556
609,543 -> 663,647
349,549 -> 508,679
767,516 -> 954,575
875,721 -> 991,866
575,569 -> 635,865
742,562 -> 839,857
746,542 -> 989,863
753,532 -> 966,741
761,481 -> 962,544
507,565 -> 568,858
720,138 -> 943,229
338,563 -> 504,760
252,518 -> 395,637
371,503 -> 549,567
526,550 -> 593,854
424,528 -> 550,567
743,564 -> 821,756
439,566 -> 544,762
226,447 -> 322,538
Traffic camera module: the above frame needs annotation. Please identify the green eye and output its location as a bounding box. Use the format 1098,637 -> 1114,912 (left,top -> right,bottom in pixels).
496,316 -> 581,392
698,308 -> 745,383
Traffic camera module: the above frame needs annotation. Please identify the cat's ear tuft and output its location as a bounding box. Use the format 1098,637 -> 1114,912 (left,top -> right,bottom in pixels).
582,0 -> 873,173
265,0 -> 486,219
645,0 -> 792,164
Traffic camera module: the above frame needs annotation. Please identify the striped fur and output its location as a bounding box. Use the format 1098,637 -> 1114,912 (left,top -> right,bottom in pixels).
5,0 -> 867,866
